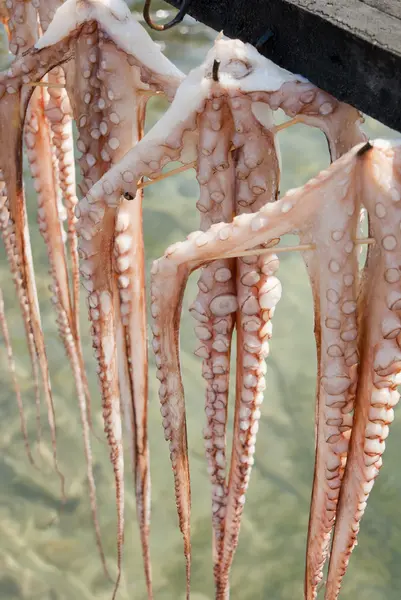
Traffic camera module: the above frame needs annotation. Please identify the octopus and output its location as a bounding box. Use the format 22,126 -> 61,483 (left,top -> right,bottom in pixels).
0,1 -> 400,599
0,0 -> 183,597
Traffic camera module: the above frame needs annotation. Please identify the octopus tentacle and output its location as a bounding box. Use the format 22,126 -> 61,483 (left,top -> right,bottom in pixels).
13,132 -> 65,496
79,185 -> 124,598
216,96 -> 281,597
0,169 -> 38,463
0,285 -> 35,465
43,68 -> 95,427
1,0 -> 43,458
95,37 -> 153,599
35,0 -> 89,420
252,82 -> 365,161
325,140 -> 401,599
36,0 -> 84,380
151,260 -> 192,599
115,189 -> 153,595
25,87 -> 72,397
0,83 -> 65,501
301,165 -> 361,600
0,164 -> 42,452
193,100 -> 236,569
0,167 -> 59,476
44,72 -> 80,333
99,42 -> 153,590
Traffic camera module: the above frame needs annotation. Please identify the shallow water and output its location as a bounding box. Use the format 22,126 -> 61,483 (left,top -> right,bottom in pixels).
1,3 -> 401,599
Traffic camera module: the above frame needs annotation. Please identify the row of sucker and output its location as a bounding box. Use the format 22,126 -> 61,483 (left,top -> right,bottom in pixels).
192,99 -> 236,576
325,142 -> 401,599
71,23 -> 124,597
301,165 -> 360,599
44,64 -> 94,426
99,33 -> 153,597
216,95 -> 281,598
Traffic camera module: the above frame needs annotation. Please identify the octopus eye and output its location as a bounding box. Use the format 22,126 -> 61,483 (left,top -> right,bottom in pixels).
226,59 -> 253,79
123,191 -> 134,200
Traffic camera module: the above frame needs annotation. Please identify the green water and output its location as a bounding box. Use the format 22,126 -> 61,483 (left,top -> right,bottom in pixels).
1,3 -> 401,599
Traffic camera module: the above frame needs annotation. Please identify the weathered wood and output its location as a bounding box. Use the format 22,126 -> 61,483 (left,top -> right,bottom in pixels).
166,0 -> 401,132
361,0 -> 401,21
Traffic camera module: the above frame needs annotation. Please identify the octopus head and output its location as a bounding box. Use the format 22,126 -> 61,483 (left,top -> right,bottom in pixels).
205,37 -> 307,94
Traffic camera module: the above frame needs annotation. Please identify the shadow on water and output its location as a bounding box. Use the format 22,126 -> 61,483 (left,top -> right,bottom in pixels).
1,1 -> 401,599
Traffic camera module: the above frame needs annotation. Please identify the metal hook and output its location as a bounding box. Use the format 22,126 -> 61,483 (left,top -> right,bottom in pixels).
212,59 -> 220,82
143,0 -> 193,32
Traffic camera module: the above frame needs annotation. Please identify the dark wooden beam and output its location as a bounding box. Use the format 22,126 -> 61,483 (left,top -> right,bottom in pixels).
166,0 -> 401,132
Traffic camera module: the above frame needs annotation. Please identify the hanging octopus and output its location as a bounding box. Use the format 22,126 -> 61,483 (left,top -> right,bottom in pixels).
1,2 -> 400,600
80,36 -> 400,600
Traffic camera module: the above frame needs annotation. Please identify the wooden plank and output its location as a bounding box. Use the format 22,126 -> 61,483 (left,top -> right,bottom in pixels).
360,0 -> 401,21
295,1 -> 401,52
165,0 -> 401,132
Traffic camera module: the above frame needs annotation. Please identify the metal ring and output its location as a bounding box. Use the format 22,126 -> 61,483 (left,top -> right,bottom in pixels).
143,0 -> 193,32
